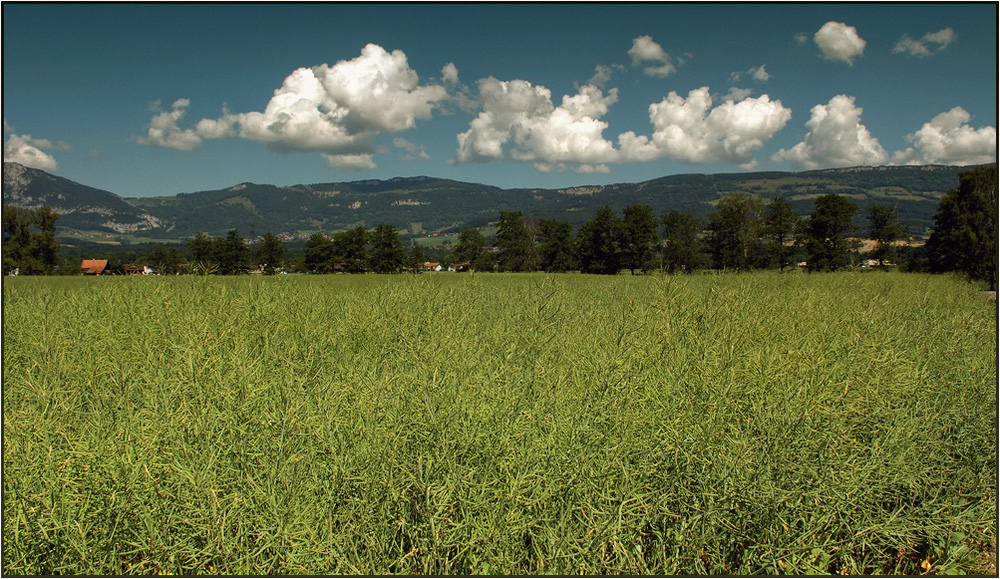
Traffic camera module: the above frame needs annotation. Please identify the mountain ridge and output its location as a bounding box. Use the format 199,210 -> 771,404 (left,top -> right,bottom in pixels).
4,161 -> 991,243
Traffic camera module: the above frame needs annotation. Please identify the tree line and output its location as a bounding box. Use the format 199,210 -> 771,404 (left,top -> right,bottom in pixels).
3,166 -> 995,289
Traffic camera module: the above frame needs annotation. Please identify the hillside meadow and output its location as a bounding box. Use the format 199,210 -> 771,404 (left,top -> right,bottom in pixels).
2,271 -> 996,574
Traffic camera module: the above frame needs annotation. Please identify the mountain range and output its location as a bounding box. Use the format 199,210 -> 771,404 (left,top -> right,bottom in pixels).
3,161 -> 987,246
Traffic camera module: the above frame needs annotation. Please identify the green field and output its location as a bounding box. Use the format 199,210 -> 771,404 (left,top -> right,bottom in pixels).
2,272 -> 996,574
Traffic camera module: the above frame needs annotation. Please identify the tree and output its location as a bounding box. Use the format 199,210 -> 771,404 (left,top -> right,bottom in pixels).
304,233 -> 335,273
187,232 -> 216,266
368,223 -> 406,273
495,211 -> 538,272
408,241 -> 426,272
3,205 -> 32,274
619,204 -> 659,274
2,205 -> 60,274
800,194 -> 859,272
215,229 -> 249,275
925,165 -> 998,289
537,219 -> 575,273
29,206 -> 61,274
866,204 -> 906,269
707,192 -> 764,271
450,229 -> 493,271
576,205 -> 622,275
762,196 -> 802,271
333,225 -> 368,273
661,211 -> 708,274
257,232 -> 286,274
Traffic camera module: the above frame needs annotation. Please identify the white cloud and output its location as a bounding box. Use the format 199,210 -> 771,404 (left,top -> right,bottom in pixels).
235,44 -> 447,153
722,87 -> 754,101
628,35 -> 678,77
441,62 -> 460,85
322,153 -> 376,170
729,65 -> 770,84
772,95 -> 887,169
453,78 -> 620,170
893,28 -> 956,58
393,137 -> 430,161
891,107 -> 996,165
617,86 -> 791,169
587,64 -> 625,89
814,21 -> 866,65
3,132 -> 60,171
136,44 -> 447,169
133,99 -> 205,151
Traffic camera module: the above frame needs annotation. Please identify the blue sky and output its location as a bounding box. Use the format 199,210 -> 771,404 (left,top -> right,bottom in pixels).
3,3 -> 996,197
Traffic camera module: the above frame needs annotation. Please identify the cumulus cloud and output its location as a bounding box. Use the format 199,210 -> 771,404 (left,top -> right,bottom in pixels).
891,107 -> 996,165
814,21 -> 866,65
616,87 -> 792,169
453,78 -> 620,171
133,99 -> 206,151
628,35 -> 678,77
135,44 -> 448,170
772,95 -> 887,169
393,137 -> 430,161
3,133 -> 61,171
893,28 -> 956,57
3,121 -> 67,170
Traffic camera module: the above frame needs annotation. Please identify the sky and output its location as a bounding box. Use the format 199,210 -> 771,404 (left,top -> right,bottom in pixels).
3,3 -> 997,198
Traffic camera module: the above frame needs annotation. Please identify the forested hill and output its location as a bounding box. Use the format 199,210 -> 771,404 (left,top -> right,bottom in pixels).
3,161 -> 991,242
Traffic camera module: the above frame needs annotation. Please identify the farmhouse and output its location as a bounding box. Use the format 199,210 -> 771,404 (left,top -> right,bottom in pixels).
80,259 -> 110,275
122,263 -> 158,275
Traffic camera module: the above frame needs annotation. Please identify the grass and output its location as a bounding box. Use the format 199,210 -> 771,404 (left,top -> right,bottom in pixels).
2,271 -> 996,574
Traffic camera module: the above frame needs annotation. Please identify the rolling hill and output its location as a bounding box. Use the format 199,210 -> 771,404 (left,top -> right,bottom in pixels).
4,161 -> 989,245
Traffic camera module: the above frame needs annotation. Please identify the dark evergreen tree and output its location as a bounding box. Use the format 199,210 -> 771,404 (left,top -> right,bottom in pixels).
619,204 -> 659,274
800,194 -> 859,272
368,223 -> 407,273
495,211 -> 538,272
576,205 -> 622,275
537,219 -> 575,273
925,165 -> 998,289
215,229 -> 249,274
2,205 -> 32,274
303,233 -> 335,274
762,196 -> 802,271
187,232 -> 216,266
257,232 -> 286,274
661,211 -> 709,274
333,225 -> 368,273
706,192 -> 764,271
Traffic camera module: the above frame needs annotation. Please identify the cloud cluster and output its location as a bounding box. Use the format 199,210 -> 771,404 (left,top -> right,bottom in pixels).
892,107 -> 996,165
617,87 -> 791,169
135,44 -> 447,169
628,35 -> 679,77
3,120 -> 69,171
129,35 -> 993,176
893,28 -> 956,57
453,82 -> 791,172
454,78 -> 619,173
814,21 -> 866,65
772,95 -> 887,169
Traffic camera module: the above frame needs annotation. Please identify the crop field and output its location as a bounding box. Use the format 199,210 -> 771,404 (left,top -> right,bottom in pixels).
2,271 -> 996,574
